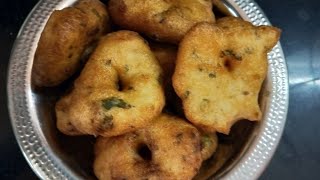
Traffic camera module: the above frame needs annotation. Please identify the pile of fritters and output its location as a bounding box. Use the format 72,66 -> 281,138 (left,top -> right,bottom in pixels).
32,0 -> 280,179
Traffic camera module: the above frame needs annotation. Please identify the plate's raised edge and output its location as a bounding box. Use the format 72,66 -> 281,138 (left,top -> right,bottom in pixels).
221,0 -> 289,180
7,0 -> 78,179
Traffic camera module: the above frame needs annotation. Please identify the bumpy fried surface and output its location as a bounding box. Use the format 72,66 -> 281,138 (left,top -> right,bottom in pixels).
32,0 -> 110,87
56,31 -> 165,137
200,132 -> 218,161
173,17 -> 281,134
108,0 -> 215,44
94,114 -> 202,180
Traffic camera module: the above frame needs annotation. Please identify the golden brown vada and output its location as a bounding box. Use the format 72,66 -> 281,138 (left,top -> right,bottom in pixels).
108,0 -> 215,44
32,0 -> 110,87
172,17 -> 281,134
56,31 -> 165,137
94,114 -> 203,180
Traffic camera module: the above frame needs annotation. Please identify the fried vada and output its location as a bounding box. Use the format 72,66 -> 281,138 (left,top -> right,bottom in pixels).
32,0 -> 110,87
172,17 -> 281,134
108,0 -> 215,44
56,31 -> 165,137
94,114 -> 203,180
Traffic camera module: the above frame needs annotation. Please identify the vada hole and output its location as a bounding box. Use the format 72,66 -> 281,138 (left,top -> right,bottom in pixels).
116,78 -> 124,91
224,59 -> 232,71
137,144 -> 152,161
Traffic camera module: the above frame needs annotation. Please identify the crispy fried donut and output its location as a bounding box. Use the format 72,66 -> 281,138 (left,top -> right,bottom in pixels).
200,132 -> 218,161
56,31 -> 165,137
32,0 -> 110,87
173,17 -> 281,134
94,114 -> 202,180
108,0 -> 215,44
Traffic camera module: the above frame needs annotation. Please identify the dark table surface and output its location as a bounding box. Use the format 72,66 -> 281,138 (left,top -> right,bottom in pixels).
1,0 -> 319,179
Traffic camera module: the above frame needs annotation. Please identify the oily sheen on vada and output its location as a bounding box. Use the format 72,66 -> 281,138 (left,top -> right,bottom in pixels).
108,0 -> 215,44
173,17 -> 280,134
94,114 -> 203,180
32,0 -> 110,87
56,31 -> 165,137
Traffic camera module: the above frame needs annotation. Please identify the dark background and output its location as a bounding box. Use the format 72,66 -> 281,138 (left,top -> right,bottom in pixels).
1,0 -> 319,179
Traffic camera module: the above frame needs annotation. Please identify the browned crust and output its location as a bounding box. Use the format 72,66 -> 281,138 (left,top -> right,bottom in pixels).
32,0 -> 110,87
173,17 -> 281,134
108,0 -> 215,44
94,114 -> 203,180
56,31 -> 165,137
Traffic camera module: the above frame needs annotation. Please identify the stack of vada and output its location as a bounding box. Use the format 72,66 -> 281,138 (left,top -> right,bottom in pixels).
32,0 -> 280,179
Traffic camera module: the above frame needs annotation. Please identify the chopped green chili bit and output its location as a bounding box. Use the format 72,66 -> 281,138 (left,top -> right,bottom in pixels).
102,97 -> 132,110
184,90 -> 191,98
201,135 -> 212,149
106,59 -> 112,66
220,49 -> 242,61
203,98 -> 210,103
124,65 -> 129,72
101,115 -> 113,129
209,73 -> 216,78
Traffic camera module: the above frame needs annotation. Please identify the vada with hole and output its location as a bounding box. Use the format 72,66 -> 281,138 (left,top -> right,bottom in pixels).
56,31 -> 165,137
94,114 -> 203,180
173,17 -> 281,134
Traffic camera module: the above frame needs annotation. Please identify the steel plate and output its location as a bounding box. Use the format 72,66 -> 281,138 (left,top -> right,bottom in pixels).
7,0 -> 289,179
